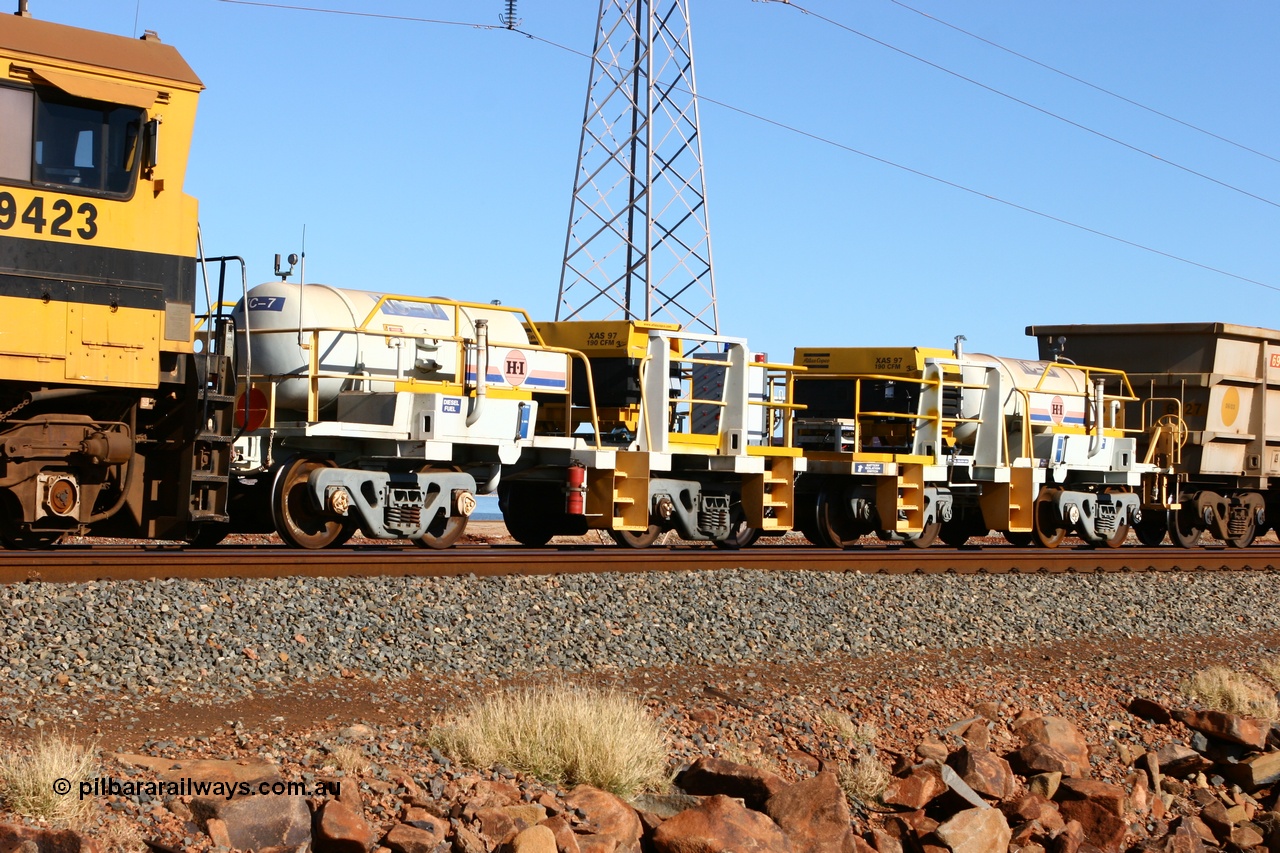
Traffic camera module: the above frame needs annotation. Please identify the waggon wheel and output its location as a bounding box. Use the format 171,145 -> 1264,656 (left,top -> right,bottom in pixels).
413,514 -> 468,550
1033,490 -> 1068,549
796,495 -> 832,546
714,514 -> 761,550
186,523 -> 230,547
610,525 -> 663,548
499,482 -> 555,546
816,489 -> 862,549
1223,513 -> 1257,549
1003,531 -> 1033,547
904,520 -> 941,548
939,519 -> 972,546
272,457 -> 356,549
1168,508 -> 1201,549
1134,514 -> 1167,547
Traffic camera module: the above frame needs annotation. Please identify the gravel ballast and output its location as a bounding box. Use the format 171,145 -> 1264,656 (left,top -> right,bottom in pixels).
3,568 -> 1278,700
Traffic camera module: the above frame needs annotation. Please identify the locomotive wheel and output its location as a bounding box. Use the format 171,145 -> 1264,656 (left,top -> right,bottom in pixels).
1134,514 -> 1167,547
903,520 -> 941,548
610,526 -> 663,548
272,457 -> 356,549
1168,508 -> 1201,549
1033,492 -> 1068,549
1003,531 -> 1033,547
413,514 -> 469,550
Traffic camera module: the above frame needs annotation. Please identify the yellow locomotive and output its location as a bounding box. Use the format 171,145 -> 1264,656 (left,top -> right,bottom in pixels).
0,13 -> 232,546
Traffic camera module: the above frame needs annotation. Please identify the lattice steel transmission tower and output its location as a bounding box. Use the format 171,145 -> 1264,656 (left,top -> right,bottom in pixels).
555,0 -> 719,335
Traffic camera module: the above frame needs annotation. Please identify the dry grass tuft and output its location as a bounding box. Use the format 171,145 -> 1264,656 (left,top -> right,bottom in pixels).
429,685 -> 669,796
1257,657 -> 1280,690
0,732 -> 97,825
818,711 -> 878,746
325,743 -> 369,776
836,756 -> 889,813
1181,666 -> 1279,719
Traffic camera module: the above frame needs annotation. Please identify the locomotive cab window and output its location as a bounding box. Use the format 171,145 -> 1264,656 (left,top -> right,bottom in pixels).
33,92 -> 143,196
0,87 -> 34,181
0,84 -> 143,197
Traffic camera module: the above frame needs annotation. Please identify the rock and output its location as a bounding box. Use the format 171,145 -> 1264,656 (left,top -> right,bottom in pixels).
1028,772 -> 1061,799
762,771 -> 855,853
1229,823 -> 1264,848
958,720 -> 990,751
1056,798 -> 1127,853
1126,698 -> 1172,725
114,752 -> 282,786
1011,743 -> 1084,779
1153,744 -> 1212,777
190,794 -> 311,852
476,805 -> 546,845
402,808 -> 450,839
0,825 -> 103,853
565,786 -> 642,853
937,763 -> 989,810
314,799 -> 376,853
575,835 -> 619,853
1054,778 -> 1126,817
384,823 -> 442,853
538,816 -> 581,853
630,793 -> 707,820
933,807 -> 1010,853
881,763 -> 947,810
1002,794 -> 1065,834
676,757 -> 788,810
914,738 -> 948,763
1172,709 -> 1268,749
452,825 -> 488,853
506,825 -> 558,853
652,795 -> 792,853
207,818 -> 233,849
866,828 -> 901,853
947,746 -> 1017,801
1013,716 -> 1091,775
1221,750 -> 1280,791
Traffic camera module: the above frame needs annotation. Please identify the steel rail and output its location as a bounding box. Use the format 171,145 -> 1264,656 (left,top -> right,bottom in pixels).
0,544 -> 1275,584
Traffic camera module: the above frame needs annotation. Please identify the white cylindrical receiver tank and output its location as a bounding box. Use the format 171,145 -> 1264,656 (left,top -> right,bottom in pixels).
952,354 -> 1091,446
231,282 -> 534,412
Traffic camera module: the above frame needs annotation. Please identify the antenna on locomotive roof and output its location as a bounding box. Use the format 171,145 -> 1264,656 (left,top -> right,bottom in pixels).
15,0 -> 31,17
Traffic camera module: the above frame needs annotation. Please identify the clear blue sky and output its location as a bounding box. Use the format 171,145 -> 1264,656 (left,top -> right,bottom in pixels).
28,0 -> 1280,362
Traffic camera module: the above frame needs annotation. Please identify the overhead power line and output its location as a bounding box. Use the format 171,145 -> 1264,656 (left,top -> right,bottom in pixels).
888,0 -> 1280,166
217,0 -> 1279,294
755,0 -> 1280,211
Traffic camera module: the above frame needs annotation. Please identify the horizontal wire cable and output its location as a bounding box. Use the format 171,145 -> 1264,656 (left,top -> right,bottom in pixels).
758,0 -> 1280,210
888,0 -> 1280,166
213,0 -> 1280,293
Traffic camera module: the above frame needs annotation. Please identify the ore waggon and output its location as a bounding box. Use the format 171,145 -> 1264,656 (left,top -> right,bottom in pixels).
1027,322 -> 1280,548
0,12 -> 233,548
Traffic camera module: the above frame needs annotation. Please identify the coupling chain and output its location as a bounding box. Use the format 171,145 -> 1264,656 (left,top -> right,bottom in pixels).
0,398 -> 29,422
